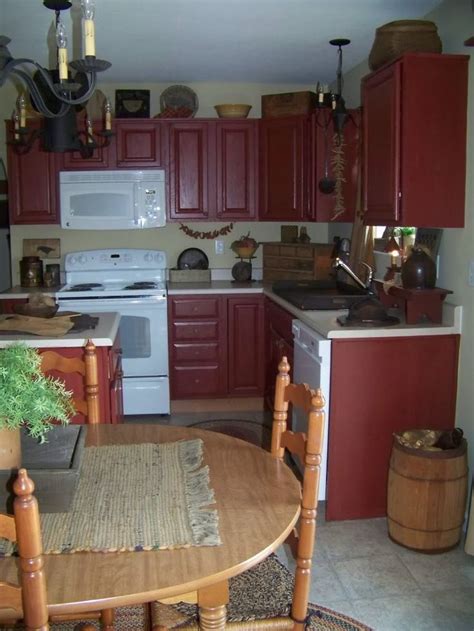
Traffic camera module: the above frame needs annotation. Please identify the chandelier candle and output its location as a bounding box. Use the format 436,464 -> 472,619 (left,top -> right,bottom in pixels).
81,0 -> 96,57
56,20 -> 68,81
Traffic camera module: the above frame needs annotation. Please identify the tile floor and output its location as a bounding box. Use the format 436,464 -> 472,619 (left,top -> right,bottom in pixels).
125,410 -> 474,631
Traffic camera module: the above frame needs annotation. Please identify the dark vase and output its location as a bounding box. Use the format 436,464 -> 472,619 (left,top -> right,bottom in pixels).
401,247 -> 436,289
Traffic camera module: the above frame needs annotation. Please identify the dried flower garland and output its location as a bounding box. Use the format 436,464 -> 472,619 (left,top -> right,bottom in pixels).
330,133 -> 346,221
179,222 -> 234,240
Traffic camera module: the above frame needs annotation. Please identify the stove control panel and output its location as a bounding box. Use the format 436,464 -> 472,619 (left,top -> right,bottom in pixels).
65,249 -> 167,271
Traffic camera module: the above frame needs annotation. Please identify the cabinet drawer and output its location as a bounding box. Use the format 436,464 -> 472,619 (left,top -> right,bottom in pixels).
172,366 -> 221,397
173,343 -> 219,362
171,298 -> 219,319
172,321 -> 219,342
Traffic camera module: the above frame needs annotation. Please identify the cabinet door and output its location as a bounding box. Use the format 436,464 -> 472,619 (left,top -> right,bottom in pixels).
7,121 -> 60,225
362,62 -> 401,224
215,121 -> 257,220
61,120 -> 113,169
168,122 -> 212,220
264,298 -> 294,409
228,296 -> 264,396
115,120 -> 163,167
327,335 -> 460,521
259,117 -> 308,221
311,110 -> 359,223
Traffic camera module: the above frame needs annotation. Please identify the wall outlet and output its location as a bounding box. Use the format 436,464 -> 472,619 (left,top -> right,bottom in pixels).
215,240 -> 224,255
469,259 -> 474,287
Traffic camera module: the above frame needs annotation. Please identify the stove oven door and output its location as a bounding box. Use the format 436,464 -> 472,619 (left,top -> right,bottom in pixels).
57,296 -> 169,415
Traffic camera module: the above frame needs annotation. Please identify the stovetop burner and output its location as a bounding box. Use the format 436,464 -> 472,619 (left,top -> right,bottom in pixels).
124,282 -> 159,290
67,283 -> 104,291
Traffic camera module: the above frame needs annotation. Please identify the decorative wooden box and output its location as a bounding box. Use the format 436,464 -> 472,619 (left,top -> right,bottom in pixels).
262,242 -> 333,282
261,91 -> 318,118
375,281 -> 452,324
0,426 -> 86,513
169,269 -> 211,283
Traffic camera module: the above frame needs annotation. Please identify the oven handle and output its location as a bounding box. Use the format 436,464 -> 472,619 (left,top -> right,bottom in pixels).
57,297 -> 167,308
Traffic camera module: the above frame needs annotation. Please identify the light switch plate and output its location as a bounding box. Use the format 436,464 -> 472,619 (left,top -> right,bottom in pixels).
215,240 -> 224,254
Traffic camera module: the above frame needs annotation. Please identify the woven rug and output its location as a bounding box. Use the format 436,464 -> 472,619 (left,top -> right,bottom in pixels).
44,555 -> 372,631
189,419 -> 272,449
0,439 -> 220,555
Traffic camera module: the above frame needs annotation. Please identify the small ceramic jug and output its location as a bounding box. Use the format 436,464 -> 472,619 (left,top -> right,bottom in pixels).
401,247 -> 436,289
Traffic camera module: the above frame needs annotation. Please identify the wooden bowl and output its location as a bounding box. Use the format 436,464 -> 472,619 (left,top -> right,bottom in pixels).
13,303 -> 59,318
214,104 -> 252,119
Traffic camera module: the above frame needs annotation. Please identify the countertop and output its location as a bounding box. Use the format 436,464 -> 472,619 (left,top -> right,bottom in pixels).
1,282 -> 462,339
0,312 -> 121,348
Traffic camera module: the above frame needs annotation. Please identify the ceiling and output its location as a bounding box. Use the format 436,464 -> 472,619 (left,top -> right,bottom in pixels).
1,0 -> 443,85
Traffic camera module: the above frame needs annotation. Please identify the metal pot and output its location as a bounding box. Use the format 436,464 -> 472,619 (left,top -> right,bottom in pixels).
401,247 -> 436,289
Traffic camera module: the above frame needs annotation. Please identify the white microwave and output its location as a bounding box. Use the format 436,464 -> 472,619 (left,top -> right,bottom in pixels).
59,170 -> 166,230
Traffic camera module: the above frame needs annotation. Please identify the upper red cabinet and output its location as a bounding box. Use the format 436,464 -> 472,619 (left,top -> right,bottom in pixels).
259,116 -> 309,221
7,120 -> 60,225
362,53 -> 469,227
215,121 -> 257,220
115,119 -> 164,167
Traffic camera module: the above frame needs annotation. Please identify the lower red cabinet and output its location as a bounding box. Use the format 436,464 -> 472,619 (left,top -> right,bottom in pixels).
264,298 -> 294,411
326,334 -> 460,521
168,294 -> 264,399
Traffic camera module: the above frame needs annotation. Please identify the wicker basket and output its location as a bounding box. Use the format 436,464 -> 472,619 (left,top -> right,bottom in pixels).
368,20 -> 442,71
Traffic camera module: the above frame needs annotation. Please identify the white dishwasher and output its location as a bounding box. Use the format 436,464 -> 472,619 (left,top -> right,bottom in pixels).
292,320 -> 331,500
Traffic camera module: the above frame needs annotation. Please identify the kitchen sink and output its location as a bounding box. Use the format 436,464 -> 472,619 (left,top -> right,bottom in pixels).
271,279 -> 369,310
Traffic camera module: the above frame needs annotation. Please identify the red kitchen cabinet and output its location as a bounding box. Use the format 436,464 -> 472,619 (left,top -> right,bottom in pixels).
6,120 -> 60,225
259,116 -> 309,221
215,121 -> 257,220
115,119 -> 164,167
60,115 -> 113,169
169,294 -> 264,399
310,109 -> 360,223
169,295 -> 228,398
39,336 -> 124,425
362,53 -> 469,227
0,298 -> 27,314
168,121 -> 211,220
326,334 -> 460,521
264,298 -> 294,411
228,295 -> 264,395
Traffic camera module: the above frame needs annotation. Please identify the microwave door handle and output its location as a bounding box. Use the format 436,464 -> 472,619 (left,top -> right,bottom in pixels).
134,182 -> 141,226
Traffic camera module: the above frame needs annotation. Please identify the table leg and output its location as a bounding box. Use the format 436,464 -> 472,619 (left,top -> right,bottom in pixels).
197,580 -> 229,630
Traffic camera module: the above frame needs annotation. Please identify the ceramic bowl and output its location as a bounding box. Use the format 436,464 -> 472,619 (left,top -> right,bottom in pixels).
214,104 -> 252,118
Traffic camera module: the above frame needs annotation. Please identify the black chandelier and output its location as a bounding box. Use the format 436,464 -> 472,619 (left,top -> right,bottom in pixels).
314,38 -> 353,142
0,0 -> 113,157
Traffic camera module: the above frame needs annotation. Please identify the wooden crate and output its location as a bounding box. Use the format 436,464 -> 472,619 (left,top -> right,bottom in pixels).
169,269 -> 211,283
262,242 -> 333,282
261,91 -> 318,118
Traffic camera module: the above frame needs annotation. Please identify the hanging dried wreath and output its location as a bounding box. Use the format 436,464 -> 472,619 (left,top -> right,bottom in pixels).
330,133 -> 346,221
179,222 -> 234,239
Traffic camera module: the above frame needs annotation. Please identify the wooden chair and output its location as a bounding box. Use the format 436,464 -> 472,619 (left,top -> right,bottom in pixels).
150,355 -> 325,631
40,339 -> 100,424
0,468 -> 49,630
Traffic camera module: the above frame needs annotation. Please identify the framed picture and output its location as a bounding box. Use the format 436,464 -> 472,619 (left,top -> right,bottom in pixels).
115,89 -> 150,118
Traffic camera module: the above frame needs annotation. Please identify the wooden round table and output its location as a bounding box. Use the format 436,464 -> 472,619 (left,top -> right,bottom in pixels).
1,424 -> 301,629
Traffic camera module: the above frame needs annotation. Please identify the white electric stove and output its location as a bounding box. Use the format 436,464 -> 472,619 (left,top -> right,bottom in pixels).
56,249 -> 169,415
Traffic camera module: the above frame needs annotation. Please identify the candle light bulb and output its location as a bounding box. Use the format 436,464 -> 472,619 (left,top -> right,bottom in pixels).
81,0 -> 96,57
12,110 -> 20,140
104,98 -> 112,131
81,0 -> 95,20
56,19 -> 69,81
86,117 -> 94,144
390,249 -> 399,268
17,95 -> 26,128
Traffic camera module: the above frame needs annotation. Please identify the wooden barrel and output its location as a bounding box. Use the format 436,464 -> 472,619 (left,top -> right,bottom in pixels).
387,437 -> 468,553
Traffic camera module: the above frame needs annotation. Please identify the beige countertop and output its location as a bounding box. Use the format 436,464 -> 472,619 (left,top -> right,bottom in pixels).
167,280 -> 265,294
0,286 -> 64,299
0,312 -> 120,348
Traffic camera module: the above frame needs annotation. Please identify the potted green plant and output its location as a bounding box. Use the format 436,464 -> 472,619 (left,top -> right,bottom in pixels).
394,227 -> 416,250
0,343 -> 75,469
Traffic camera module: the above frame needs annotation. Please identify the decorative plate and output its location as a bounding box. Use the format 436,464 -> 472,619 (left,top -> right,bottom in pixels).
177,248 -> 209,270
160,85 -> 198,118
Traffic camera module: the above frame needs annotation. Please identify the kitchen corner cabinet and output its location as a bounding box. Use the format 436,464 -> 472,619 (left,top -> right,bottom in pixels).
264,297 -> 294,411
362,53 -> 469,227
259,116 -> 309,221
326,334 -> 460,521
167,120 -> 257,221
168,294 -> 264,399
6,120 -> 60,225
39,336 -> 124,425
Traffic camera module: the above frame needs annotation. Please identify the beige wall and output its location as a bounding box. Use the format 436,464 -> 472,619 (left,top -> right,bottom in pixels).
343,0 -> 474,473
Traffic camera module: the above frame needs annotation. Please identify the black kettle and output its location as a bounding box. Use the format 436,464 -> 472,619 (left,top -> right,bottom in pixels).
401,247 -> 436,289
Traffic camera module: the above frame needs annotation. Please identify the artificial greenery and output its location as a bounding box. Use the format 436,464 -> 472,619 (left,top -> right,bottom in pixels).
394,226 -> 416,237
0,343 -> 75,442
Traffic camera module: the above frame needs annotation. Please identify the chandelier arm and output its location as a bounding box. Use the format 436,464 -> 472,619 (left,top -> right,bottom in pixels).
9,68 -> 70,117
54,73 -> 97,105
